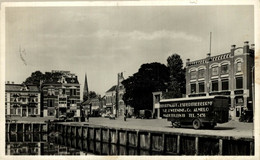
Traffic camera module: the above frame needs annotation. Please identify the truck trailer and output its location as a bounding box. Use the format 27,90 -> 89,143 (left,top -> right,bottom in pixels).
160,96 -> 229,129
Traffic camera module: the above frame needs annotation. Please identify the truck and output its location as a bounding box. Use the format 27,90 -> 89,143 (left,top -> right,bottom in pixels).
160,96 -> 229,129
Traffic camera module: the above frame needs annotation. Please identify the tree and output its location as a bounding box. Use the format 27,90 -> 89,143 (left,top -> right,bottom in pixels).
165,54 -> 186,98
24,70 -> 63,86
122,62 -> 170,114
89,91 -> 98,99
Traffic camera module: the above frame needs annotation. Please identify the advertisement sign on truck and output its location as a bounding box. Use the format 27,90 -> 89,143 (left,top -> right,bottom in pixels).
160,96 -> 229,129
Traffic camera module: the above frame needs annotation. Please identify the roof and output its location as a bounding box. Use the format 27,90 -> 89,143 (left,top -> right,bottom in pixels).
160,96 -> 228,103
5,84 -> 40,92
106,85 -> 117,93
82,97 -> 100,105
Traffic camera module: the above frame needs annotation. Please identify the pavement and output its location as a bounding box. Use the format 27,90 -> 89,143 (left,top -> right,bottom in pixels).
7,116 -> 254,139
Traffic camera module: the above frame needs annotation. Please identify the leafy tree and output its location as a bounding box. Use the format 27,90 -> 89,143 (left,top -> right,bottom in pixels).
122,62 -> 170,114
164,54 -> 186,98
89,91 -> 98,99
24,70 -> 63,85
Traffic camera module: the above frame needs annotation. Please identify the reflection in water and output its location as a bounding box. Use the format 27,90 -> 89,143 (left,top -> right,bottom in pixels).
6,132 -> 155,155
6,133 -> 88,155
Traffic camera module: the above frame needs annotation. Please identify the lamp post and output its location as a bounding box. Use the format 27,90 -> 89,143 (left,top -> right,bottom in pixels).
251,66 -> 255,121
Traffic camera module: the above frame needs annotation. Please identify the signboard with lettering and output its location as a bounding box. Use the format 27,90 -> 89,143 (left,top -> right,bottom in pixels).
160,100 -> 213,119
159,96 -> 229,127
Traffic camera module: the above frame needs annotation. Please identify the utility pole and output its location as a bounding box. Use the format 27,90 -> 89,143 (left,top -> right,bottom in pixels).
115,73 -> 119,117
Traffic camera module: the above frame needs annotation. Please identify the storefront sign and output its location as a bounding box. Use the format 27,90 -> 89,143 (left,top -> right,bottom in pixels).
234,90 -> 244,94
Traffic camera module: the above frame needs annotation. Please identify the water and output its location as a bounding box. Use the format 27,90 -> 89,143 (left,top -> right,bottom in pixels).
6,133 -> 154,155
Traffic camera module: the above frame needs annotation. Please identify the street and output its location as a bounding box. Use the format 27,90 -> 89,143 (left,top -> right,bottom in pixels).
8,116 -> 254,138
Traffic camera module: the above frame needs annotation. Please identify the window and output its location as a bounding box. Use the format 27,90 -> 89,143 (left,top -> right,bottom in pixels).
198,69 -> 205,78
212,80 -> 218,91
48,99 -> 54,107
18,109 -> 21,115
190,71 -> 196,80
221,64 -> 229,74
28,108 -> 32,114
48,110 -> 54,116
199,82 -> 205,93
212,66 -> 218,76
155,95 -> 160,103
70,89 -> 76,96
237,62 -> 242,72
236,97 -> 244,104
221,79 -> 229,90
62,89 -> 66,94
48,88 -> 55,96
236,77 -> 243,89
190,83 -> 196,93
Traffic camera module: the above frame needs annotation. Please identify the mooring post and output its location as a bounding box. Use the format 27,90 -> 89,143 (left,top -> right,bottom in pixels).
161,133 -> 165,154
195,136 -> 199,155
148,132 -> 152,154
250,141 -> 254,155
107,129 -> 110,144
219,139 -> 223,155
137,131 -> 140,155
177,135 -> 181,155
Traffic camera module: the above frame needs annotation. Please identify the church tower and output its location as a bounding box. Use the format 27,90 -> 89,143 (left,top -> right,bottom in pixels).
83,73 -> 89,101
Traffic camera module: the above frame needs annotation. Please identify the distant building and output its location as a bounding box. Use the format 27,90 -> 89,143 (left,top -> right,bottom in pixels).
5,82 -> 41,117
105,72 -> 133,116
42,70 -> 80,117
105,85 -> 117,114
82,97 -> 102,117
185,41 -> 254,120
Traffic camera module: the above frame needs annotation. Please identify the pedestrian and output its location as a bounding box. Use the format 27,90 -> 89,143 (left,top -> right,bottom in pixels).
86,112 -> 89,122
124,112 -> 127,121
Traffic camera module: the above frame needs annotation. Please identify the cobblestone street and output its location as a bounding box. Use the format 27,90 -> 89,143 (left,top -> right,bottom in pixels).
8,116 -> 254,138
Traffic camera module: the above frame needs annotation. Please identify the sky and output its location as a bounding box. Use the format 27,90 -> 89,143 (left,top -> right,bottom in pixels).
5,5 -> 254,98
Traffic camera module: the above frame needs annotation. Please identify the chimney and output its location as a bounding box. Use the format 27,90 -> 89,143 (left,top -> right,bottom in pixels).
7,81 -> 10,84
243,41 -> 249,53
186,58 -> 190,66
251,44 -> 255,50
231,45 -> 236,50
12,81 -> 14,84
207,53 -> 211,58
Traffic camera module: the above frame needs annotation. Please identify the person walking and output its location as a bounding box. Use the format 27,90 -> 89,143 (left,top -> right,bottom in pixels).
86,111 -> 89,122
124,112 -> 127,121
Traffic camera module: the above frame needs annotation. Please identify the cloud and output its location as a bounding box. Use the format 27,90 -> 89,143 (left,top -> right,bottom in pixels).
38,29 -> 202,43
95,30 -> 202,42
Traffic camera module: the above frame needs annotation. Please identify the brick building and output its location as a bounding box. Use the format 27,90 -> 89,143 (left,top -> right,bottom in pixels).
42,70 -> 80,117
185,41 -> 254,120
105,73 -> 133,116
5,82 -> 41,117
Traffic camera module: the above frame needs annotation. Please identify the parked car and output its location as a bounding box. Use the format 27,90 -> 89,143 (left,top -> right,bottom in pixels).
109,114 -> 116,120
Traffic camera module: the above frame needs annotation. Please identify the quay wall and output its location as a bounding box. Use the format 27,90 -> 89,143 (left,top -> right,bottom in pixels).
5,122 -> 254,155
53,123 -> 254,155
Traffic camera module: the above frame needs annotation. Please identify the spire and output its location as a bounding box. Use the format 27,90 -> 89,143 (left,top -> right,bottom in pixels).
83,73 -> 89,101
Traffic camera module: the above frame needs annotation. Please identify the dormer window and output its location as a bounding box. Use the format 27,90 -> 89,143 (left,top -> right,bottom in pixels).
190,71 -> 196,80
221,64 -> 229,74
237,62 -> 242,72
198,69 -> 205,78
212,66 -> 218,76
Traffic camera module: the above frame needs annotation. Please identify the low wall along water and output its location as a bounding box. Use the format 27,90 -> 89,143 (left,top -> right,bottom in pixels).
6,122 -> 254,155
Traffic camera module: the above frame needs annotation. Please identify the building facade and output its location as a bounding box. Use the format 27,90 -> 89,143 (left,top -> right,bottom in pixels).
5,82 -> 41,117
42,70 -> 81,117
105,72 -> 133,116
185,41 -> 254,120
